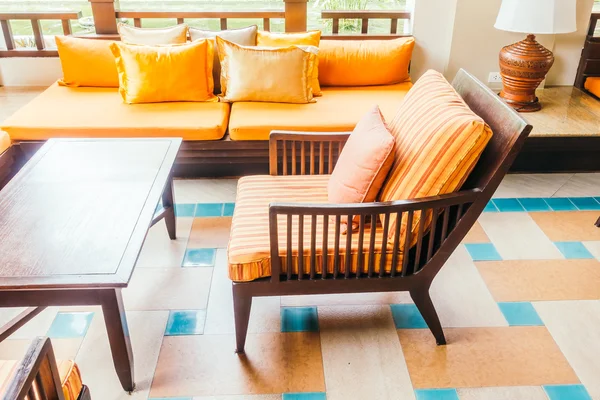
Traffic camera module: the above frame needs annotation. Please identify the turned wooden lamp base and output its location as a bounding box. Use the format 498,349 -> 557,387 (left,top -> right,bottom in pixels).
499,34 -> 554,113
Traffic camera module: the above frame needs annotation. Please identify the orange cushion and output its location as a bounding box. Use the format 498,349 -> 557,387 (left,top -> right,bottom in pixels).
55,36 -> 118,88
379,69 -> 493,244
584,77 -> 600,98
0,132 -> 10,155
328,106 -> 394,229
318,37 -> 415,86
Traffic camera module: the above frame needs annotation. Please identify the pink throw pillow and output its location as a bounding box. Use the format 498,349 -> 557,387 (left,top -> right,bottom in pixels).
328,106 -> 395,230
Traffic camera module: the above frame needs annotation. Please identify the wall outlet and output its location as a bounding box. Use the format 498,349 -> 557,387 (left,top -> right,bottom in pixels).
488,72 -> 503,84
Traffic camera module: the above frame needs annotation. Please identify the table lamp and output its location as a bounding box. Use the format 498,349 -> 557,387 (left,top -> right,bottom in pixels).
495,0 -> 576,112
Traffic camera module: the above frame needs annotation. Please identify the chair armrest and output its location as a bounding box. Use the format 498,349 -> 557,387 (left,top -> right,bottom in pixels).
269,130 -> 352,176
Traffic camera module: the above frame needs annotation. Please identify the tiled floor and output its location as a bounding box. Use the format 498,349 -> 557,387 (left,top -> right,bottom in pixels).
1,174 -> 600,399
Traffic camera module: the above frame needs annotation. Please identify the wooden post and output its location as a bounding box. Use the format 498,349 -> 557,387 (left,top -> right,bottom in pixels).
284,0 -> 308,32
89,0 -> 118,34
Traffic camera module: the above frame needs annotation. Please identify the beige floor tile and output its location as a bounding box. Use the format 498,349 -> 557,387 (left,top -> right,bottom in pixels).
137,217 -> 193,268
281,291 -> 412,307
0,338 -> 81,361
319,305 -> 415,400
0,307 -> 59,340
534,300 -> 600,400
477,259 -> 600,301
150,333 -> 325,397
123,267 -> 213,310
583,241 -> 600,261
193,396 -> 281,400
457,386 -> 549,400
529,212 -> 600,242
553,173 -> 600,197
462,221 -> 490,243
188,217 -> 232,249
493,173 -> 572,198
174,178 -> 238,203
399,327 -> 579,388
204,250 -> 280,334
76,310 -> 168,400
478,212 -> 564,260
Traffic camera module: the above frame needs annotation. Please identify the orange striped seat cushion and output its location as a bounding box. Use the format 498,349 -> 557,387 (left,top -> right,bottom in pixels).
228,175 -> 403,282
379,69 -> 493,244
0,359 -> 83,400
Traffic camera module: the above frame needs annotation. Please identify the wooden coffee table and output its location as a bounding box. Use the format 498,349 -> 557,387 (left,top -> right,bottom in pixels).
0,138 -> 181,392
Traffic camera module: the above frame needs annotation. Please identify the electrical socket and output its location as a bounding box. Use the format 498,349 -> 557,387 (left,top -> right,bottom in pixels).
488,72 -> 503,84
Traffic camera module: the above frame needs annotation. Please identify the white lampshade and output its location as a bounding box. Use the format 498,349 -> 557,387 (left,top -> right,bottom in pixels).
495,0 -> 576,35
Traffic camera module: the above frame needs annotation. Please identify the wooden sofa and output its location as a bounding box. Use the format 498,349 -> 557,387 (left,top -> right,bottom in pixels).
575,12 -> 600,96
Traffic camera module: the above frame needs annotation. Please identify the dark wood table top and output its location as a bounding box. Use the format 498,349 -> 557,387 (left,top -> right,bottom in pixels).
0,138 -> 181,290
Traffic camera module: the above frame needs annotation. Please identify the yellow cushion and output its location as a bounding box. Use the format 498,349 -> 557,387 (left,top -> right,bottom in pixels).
0,359 -> 83,400
55,36 -> 118,87
379,70 -> 493,244
0,132 -> 10,155
257,30 -> 322,96
319,37 -> 415,86
117,22 -> 188,45
216,37 -> 317,104
111,41 -> 216,104
228,82 -> 412,140
1,83 -> 229,141
228,175 -> 402,282
584,77 -> 600,98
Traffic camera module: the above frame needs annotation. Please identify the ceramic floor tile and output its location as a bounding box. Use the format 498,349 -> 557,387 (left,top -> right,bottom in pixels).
76,310 -> 168,400
165,310 -> 207,336
192,396 -> 281,400
478,212 -> 564,260
151,333 -> 325,397
175,204 -> 197,217
462,222 -> 490,243
476,260 -> 600,301
570,197 -> 600,211
188,217 -> 232,249
203,250 -> 281,335
174,179 -> 238,203
281,292 -> 412,307
534,301 -> 600,400
582,241 -> 600,262
517,198 -> 551,212
0,307 -> 59,340
415,389 -> 459,400
223,203 -> 235,216
282,394 -> 326,400
47,311 -> 94,338
281,307 -> 319,332
123,267 -> 212,310
497,302 -> 544,326
491,198 -> 525,212
545,198 -> 578,211
398,327 -> 579,388
195,203 -> 225,217
0,338 -> 82,361
543,384 -> 593,400
493,174 -> 572,198
456,386 -> 549,400
183,248 -> 217,267
464,243 -> 502,261
553,174 -> 600,197
137,217 -> 193,268
554,242 -> 595,259
318,305 -> 415,400
483,201 -> 498,212
529,212 -> 600,242
390,304 -> 428,329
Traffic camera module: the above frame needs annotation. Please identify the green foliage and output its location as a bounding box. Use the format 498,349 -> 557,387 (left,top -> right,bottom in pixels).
314,0 -> 386,32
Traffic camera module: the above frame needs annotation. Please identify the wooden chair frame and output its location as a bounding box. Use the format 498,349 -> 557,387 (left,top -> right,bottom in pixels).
231,69 -> 532,353
575,12 -> 600,90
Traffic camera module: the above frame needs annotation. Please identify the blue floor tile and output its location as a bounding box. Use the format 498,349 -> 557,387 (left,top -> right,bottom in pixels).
165,310 -> 206,336
464,243 -> 502,261
492,198 -> 525,212
195,203 -> 224,217
545,198 -> 577,211
47,312 -> 94,339
390,304 -> 427,329
174,203 -> 196,217
483,201 -> 499,212
281,307 -> 319,332
149,398 -> 193,400
554,242 -> 594,259
182,248 -> 216,267
517,198 -> 551,212
283,393 -> 327,400
498,302 -> 544,326
570,197 -> 600,211
415,388 -> 459,400
544,384 -> 592,400
223,202 -> 235,216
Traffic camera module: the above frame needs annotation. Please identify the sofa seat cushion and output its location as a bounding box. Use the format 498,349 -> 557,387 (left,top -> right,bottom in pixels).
228,175 -> 402,282
227,82 -> 412,140
1,83 -> 230,141
584,77 -> 600,98
0,359 -> 83,400
0,132 -> 9,155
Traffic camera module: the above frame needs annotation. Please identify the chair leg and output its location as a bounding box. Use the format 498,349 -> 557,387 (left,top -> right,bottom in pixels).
410,288 -> 446,345
232,285 -> 252,354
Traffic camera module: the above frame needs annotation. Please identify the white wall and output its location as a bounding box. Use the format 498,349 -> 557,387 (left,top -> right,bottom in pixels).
0,58 -> 62,87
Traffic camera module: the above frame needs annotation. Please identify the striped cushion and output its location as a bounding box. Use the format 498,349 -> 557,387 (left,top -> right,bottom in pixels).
228,175 -> 402,282
379,69 -> 493,244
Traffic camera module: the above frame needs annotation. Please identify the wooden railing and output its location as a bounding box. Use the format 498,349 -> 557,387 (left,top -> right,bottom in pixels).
321,10 -> 411,38
115,10 -> 285,32
0,11 -> 82,57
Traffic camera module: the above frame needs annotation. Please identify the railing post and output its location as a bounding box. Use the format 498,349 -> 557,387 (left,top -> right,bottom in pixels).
284,0 -> 308,32
89,0 -> 118,34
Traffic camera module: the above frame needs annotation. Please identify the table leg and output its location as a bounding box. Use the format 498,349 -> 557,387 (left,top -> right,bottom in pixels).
162,174 -> 177,240
596,216 -> 600,227
100,289 -> 135,392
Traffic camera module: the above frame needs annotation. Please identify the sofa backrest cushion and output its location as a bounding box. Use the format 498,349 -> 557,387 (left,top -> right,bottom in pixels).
379,69 -> 493,244
190,25 -> 258,94
318,37 -> 415,87
55,36 -> 119,88
117,23 -> 189,45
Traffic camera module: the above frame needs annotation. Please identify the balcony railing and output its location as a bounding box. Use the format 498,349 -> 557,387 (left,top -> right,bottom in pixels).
320,10 -> 411,39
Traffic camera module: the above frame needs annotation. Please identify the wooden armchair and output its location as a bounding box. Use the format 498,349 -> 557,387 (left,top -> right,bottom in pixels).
231,69 -> 532,352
